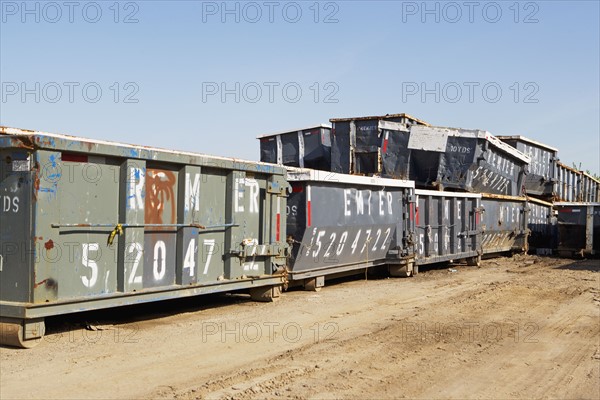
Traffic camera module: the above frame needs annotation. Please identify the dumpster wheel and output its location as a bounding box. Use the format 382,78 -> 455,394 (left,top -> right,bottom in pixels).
0,320 -> 45,349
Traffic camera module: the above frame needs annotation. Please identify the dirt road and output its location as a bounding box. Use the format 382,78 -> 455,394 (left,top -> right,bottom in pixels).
1,255 -> 599,399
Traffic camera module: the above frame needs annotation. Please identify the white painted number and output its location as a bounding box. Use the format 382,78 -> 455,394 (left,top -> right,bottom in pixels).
184,238 -> 197,277
81,243 -> 99,288
323,232 -> 337,259
153,240 -> 166,280
127,242 -> 143,284
202,239 -> 216,275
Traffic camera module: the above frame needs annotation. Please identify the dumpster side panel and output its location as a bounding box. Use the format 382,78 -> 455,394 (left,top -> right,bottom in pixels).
258,127 -> 331,170
286,171 -> 414,279
526,199 -> 557,254
414,190 -> 481,266
0,149 -> 33,302
499,137 -> 557,198
481,197 -> 528,255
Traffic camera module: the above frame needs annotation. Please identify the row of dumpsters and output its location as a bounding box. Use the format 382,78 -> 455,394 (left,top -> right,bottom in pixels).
0,116 -> 598,347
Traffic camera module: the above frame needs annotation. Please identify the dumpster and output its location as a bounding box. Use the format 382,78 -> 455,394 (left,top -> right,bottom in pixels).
378,124 -> 531,196
555,202 -> 600,257
286,168 -> 416,288
497,135 -> 558,199
414,189 -> 482,266
329,113 -> 429,176
0,126 -> 288,347
258,124 -> 331,170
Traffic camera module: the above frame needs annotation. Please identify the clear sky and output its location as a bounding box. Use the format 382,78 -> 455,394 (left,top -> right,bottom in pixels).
1,0 -> 599,174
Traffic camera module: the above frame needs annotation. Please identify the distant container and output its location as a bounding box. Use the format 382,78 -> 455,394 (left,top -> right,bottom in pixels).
497,135 -> 558,198
329,113 -> 429,176
414,189 -> 482,266
480,195 -> 529,255
378,124 -> 531,196
555,161 -> 600,202
555,202 -> 600,257
286,168 -> 416,287
0,126 -> 288,347
258,125 -> 331,170
526,197 -> 557,255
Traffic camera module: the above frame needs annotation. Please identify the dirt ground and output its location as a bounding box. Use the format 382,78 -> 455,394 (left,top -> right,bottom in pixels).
1,254 -> 599,400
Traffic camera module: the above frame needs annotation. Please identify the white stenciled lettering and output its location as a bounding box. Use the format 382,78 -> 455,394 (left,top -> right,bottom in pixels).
185,172 -> 201,212
128,167 -> 145,210
1,196 -> 19,213
344,189 -> 351,216
235,178 -> 260,213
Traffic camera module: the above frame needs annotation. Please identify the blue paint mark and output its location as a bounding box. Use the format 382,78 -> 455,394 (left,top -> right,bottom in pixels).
130,149 -> 140,158
49,154 -> 57,168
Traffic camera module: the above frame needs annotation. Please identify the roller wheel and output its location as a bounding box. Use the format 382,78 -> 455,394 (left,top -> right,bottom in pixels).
389,264 -> 414,278
0,320 -> 45,349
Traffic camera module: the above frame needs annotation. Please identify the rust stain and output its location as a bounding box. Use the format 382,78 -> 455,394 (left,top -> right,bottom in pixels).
44,239 -> 54,250
32,162 -> 41,201
34,278 -> 57,290
145,169 -> 176,225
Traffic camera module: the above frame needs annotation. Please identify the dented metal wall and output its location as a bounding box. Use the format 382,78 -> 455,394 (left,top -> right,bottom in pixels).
526,197 -> 557,254
379,125 -> 531,196
413,189 -> 481,266
480,195 -> 529,255
0,127 -> 288,322
285,168 -> 415,280
555,202 -> 600,256
258,125 -> 331,171
329,114 -> 428,176
497,136 -> 557,198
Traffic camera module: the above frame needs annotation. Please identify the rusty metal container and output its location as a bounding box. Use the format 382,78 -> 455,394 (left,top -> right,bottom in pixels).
555,162 -> 600,202
526,197 -> 557,255
497,135 -> 558,199
480,195 -> 529,255
555,202 -> 600,257
329,113 -> 429,176
0,126 -> 288,347
285,168 -> 416,288
258,124 -> 331,170
377,124 -> 531,196
413,189 -> 482,266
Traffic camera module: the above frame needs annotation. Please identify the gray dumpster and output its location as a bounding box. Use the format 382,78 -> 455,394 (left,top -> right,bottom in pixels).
285,168 -> 416,288
0,126 -> 288,347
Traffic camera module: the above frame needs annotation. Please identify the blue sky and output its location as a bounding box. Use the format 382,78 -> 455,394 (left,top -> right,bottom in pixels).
1,0 -> 599,174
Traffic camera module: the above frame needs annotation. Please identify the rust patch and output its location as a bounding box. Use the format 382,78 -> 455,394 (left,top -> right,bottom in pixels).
34,278 -> 57,290
44,239 -> 54,250
32,162 -> 41,201
145,169 -> 177,225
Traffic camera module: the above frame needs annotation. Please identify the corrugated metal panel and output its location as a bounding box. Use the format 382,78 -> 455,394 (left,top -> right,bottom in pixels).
480,195 -> 529,255
0,126 -> 288,346
497,135 -> 558,198
414,189 -> 482,266
555,202 -> 600,256
258,125 -> 331,170
286,168 -> 415,282
555,161 -> 600,202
